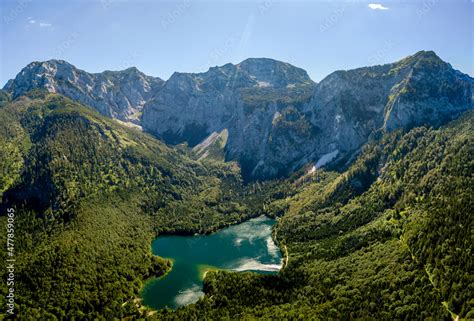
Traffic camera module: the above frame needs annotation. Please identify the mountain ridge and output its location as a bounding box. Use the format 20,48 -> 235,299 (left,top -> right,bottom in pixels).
142,50 -> 473,179
4,51 -> 473,179
3,59 -> 165,122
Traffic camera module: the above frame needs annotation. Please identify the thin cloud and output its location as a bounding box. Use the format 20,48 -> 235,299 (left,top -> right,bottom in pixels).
368,3 -> 389,10
26,18 -> 53,28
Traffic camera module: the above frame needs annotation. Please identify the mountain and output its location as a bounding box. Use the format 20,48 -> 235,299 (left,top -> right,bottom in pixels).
140,57 -> 317,179
141,58 -> 315,145
3,60 -> 164,122
295,51 -> 473,171
142,51 -> 473,179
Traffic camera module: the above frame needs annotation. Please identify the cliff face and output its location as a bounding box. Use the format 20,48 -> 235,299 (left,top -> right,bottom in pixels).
382,52 -> 473,131
142,51 -> 472,179
6,52 -> 473,179
4,60 -> 164,122
140,58 -> 316,178
296,51 -> 473,173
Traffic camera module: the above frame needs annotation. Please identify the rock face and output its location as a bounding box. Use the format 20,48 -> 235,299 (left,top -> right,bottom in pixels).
5,52 -> 473,179
142,51 -> 473,179
298,51 -> 473,171
141,58 -> 316,178
4,60 -> 164,121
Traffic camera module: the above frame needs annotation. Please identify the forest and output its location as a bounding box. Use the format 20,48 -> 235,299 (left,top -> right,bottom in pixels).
0,91 -> 472,319
155,111 -> 473,320
0,92 -> 275,319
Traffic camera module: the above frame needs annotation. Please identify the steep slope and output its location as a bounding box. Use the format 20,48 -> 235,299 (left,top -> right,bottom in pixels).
142,51 -> 472,180
0,92 -> 268,319
0,89 -> 10,107
141,58 -> 316,179
304,51 -> 472,162
6,52 -> 472,180
164,110 -> 473,320
191,129 -> 229,162
3,60 -> 164,121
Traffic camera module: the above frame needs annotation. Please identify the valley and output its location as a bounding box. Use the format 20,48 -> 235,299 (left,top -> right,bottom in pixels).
0,50 -> 472,320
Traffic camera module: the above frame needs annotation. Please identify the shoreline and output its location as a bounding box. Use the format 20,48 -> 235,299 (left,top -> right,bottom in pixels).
139,214 -> 283,312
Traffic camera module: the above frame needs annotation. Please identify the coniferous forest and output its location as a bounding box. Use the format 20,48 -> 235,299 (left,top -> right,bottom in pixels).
0,89 -> 472,319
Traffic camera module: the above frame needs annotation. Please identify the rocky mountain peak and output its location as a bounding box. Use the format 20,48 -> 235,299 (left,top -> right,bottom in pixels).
142,51 -> 472,179
162,58 -> 314,93
5,59 -> 79,96
237,57 -> 313,88
4,60 -> 164,121
403,50 -> 444,64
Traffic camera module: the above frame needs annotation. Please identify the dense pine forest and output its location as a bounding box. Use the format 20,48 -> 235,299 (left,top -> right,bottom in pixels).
160,111 -> 473,320
0,92 -> 275,319
0,90 -> 472,319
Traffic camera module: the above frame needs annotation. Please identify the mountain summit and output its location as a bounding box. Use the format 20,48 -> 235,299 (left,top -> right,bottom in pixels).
4,59 -> 164,121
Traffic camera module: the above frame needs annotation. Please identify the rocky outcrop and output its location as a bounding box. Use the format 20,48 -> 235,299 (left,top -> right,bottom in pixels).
3,60 -> 164,121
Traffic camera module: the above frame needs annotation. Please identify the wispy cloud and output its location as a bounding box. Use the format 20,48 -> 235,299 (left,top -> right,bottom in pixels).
368,3 -> 389,10
26,18 -> 53,28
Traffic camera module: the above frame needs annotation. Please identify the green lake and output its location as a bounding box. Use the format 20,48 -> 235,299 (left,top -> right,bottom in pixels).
141,216 -> 282,310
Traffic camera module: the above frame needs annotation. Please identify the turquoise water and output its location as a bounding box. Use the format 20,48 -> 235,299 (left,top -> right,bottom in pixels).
141,216 -> 282,310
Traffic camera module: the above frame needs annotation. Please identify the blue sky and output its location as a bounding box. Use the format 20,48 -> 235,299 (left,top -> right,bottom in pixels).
1,0 -> 472,86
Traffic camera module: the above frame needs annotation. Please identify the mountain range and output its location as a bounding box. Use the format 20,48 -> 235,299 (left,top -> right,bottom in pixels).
5,51 -> 472,179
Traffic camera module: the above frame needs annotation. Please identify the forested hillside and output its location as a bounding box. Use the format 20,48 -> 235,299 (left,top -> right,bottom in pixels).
0,91 -> 472,320
160,111 -> 473,320
0,92 -> 273,319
